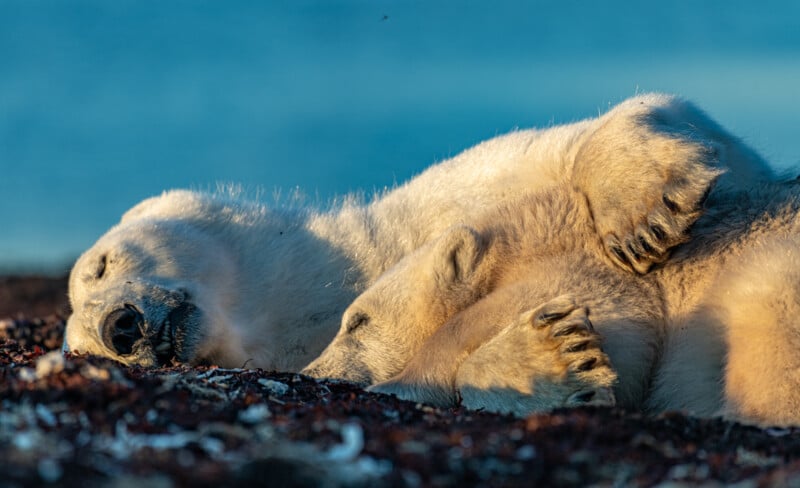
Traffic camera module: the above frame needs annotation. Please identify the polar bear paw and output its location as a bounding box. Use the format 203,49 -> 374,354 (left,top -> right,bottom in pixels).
521,297 -> 617,407
573,95 -> 724,274
456,296 -> 617,416
600,166 -> 718,275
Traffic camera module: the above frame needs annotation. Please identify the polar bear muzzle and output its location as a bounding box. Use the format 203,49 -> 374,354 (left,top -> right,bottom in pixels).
99,299 -> 201,367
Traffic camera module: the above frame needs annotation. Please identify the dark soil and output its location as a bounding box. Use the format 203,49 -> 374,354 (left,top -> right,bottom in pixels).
2,276 -> 800,487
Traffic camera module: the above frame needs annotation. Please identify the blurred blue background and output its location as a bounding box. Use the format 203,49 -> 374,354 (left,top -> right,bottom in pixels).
1,0 -> 799,273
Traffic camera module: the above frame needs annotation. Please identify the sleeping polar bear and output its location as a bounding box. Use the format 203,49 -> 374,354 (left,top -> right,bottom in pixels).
64,94 -> 771,378
304,175 -> 800,427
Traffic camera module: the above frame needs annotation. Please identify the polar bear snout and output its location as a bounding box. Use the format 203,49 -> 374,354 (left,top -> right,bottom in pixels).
101,304 -> 144,356
74,282 -> 204,367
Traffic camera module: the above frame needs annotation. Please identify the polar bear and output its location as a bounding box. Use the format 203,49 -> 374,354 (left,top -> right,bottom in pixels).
301,184 -> 701,413
64,94 -> 771,373
305,171 -> 800,426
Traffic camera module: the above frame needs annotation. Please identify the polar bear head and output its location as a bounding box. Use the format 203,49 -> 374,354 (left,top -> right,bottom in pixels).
302,225 -> 489,385
64,191 -> 243,367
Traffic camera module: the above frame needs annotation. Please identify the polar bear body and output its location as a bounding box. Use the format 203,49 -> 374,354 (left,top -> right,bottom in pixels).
64,123 -> 584,370
647,184 -> 800,425
304,188 -> 666,410
64,93 -> 771,382
308,175 -> 800,426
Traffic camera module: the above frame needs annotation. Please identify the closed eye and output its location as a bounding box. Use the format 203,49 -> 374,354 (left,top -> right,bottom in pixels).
95,254 -> 107,279
346,312 -> 370,333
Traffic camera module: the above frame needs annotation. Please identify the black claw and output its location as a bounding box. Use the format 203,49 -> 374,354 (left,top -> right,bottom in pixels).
663,194 -> 680,212
650,224 -> 666,241
577,357 -> 597,371
574,391 -> 596,403
638,235 -> 654,254
538,311 -> 568,323
566,341 -> 590,353
626,242 -> 642,261
554,325 -> 578,337
610,245 -> 628,263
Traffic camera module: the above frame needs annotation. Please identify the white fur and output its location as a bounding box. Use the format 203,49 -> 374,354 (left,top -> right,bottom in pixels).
65,93 -> 774,385
648,192 -> 800,426
303,99 -> 800,427
65,118 -> 583,369
304,186 -> 668,413
309,175 -> 800,427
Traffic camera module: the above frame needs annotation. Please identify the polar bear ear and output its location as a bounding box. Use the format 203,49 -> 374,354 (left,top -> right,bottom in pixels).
435,225 -> 486,284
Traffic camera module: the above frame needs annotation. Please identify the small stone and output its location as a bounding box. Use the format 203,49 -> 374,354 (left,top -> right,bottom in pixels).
515,445 -> 536,460
38,458 -> 63,483
35,350 -> 65,378
17,367 -> 37,382
238,403 -> 271,424
81,363 -> 111,381
258,378 -> 290,396
35,404 -> 58,427
326,423 -> 364,461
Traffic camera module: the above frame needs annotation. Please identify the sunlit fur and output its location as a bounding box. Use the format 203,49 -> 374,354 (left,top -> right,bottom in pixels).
309,168 -> 800,427
66,94 -> 771,383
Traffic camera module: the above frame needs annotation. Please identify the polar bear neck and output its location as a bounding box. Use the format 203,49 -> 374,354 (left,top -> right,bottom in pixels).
196,124 -> 589,370
219,201 -> 423,370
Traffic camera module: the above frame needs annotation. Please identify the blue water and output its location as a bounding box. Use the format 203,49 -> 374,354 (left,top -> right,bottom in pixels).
1,0 -> 799,272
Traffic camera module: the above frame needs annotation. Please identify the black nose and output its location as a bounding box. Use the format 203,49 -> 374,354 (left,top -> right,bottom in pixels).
102,305 -> 144,355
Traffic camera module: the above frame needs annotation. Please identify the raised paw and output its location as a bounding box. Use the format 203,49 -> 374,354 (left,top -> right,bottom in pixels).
456,295 -> 617,416
572,94 -> 725,274
601,169 -> 719,274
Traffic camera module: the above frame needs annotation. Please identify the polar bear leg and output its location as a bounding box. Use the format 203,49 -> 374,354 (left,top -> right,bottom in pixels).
456,296 -> 617,417
712,237 -> 800,427
573,94 -> 745,274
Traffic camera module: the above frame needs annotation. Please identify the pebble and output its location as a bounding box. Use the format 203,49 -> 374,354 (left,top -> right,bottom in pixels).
258,378 -> 290,396
35,350 -> 65,378
238,403 -> 271,424
326,423 -> 364,461
37,458 -> 63,483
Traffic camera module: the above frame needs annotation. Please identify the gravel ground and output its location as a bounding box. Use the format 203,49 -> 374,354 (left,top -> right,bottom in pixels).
2,276 -> 800,487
